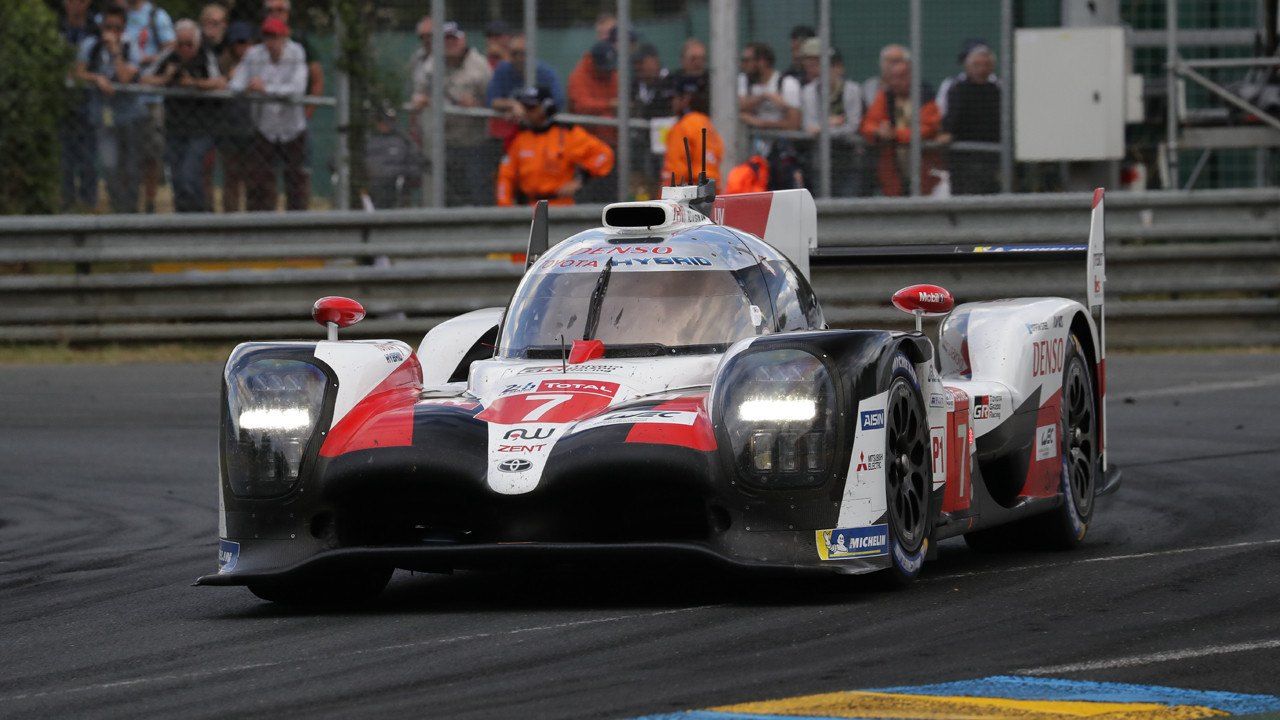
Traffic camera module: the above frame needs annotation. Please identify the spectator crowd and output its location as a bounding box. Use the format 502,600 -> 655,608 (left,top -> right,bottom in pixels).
56,3 -> 1003,213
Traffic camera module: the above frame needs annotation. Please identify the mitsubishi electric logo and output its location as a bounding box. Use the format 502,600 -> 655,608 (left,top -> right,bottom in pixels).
497,459 -> 533,473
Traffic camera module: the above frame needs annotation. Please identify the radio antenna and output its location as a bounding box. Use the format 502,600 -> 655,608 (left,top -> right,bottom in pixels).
698,127 -> 707,185
670,171 -> 676,188
683,137 -> 693,187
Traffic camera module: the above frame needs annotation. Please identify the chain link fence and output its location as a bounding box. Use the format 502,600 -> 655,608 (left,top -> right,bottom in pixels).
17,0 -> 1280,215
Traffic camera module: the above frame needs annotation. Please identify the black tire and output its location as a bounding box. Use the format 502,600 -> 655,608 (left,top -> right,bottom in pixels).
878,354 -> 933,587
1028,333 -> 1099,550
248,566 -> 393,605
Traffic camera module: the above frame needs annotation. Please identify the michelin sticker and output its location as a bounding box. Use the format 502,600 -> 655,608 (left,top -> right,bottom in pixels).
218,539 -> 240,574
816,525 -> 889,560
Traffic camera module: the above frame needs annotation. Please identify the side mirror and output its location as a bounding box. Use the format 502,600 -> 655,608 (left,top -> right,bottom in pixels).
312,296 -> 365,341
892,284 -> 954,333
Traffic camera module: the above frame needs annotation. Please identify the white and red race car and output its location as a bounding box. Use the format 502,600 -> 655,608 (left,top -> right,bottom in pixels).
199,181 -> 1120,603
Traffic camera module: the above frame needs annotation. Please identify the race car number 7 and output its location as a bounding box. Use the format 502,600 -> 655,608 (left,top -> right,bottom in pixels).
520,394 -> 574,421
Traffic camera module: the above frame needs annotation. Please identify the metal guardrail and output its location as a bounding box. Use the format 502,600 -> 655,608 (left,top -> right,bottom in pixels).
1,189 -> 1277,348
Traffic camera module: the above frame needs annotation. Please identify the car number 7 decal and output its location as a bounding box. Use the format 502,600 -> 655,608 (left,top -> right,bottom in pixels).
520,394 -> 573,421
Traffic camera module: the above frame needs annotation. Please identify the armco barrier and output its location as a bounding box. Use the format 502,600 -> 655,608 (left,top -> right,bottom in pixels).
0,189 -> 1277,348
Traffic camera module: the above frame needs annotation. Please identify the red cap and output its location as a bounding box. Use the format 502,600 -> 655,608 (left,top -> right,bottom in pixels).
260,17 -> 289,36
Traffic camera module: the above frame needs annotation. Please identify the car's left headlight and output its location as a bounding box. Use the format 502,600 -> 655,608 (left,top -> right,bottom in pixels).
223,356 -> 329,498
716,348 -> 838,489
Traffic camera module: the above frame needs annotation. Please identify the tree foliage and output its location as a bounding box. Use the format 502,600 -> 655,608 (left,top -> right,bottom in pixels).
0,0 -> 71,214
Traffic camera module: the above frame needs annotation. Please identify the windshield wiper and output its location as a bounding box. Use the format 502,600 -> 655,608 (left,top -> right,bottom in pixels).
581,258 -> 613,341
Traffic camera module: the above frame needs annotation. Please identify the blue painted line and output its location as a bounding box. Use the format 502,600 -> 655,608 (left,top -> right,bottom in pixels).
869,675 -> 1280,715
634,707 -> 834,712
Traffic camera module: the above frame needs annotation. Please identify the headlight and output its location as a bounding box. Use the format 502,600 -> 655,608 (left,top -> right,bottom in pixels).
223,357 -> 329,498
718,348 -> 837,489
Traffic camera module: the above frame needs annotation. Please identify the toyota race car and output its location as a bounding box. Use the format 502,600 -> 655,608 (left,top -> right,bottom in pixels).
198,177 -> 1121,603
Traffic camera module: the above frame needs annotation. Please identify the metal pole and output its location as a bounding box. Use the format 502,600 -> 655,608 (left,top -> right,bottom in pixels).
616,0 -> 631,201
430,0 -> 446,208
999,0 -> 1013,193
524,0 -> 536,87
909,0 -> 922,196
334,1 -> 350,210
1166,0 -> 1179,187
710,0 -> 739,177
817,0 -> 831,198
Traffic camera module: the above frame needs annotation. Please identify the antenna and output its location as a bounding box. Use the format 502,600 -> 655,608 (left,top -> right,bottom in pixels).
683,137 -> 693,186
670,171 -> 676,188
698,127 -> 707,185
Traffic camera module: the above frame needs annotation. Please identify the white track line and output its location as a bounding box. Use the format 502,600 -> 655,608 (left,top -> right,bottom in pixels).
0,605 -> 719,704
924,537 -> 1280,581
1018,638 -> 1280,675
1121,373 -> 1280,399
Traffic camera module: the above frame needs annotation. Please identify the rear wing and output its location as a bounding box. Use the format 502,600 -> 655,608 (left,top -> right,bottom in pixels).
804,188 -> 1109,470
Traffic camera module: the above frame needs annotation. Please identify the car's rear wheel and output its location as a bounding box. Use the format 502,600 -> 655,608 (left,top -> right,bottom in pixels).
879,357 -> 932,587
247,566 -> 393,605
1034,333 -> 1099,549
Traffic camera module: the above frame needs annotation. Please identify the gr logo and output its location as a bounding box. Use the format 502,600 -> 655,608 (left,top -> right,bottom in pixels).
503,427 -> 554,440
859,409 -> 885,431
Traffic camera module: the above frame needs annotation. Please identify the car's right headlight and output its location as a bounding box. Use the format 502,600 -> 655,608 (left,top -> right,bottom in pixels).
716,347 -> 838,489
223,355 -> 329,498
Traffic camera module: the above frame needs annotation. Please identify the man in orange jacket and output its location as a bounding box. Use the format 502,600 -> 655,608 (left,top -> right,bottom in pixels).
496,86 -> 615,206
662,77 -> 723,186
859,61 -> 941,196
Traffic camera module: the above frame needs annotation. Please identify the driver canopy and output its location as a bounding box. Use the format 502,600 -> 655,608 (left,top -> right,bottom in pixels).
499,226 -> 783,359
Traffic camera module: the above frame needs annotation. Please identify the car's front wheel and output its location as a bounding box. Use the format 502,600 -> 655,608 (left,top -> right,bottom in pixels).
248,566 -> 393,605
879,356 -> 933,587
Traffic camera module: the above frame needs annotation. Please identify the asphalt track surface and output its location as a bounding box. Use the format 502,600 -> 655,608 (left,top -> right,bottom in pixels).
1,351 -> 1278,719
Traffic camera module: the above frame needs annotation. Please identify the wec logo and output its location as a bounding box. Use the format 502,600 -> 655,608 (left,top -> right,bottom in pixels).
859,410 -> 885,431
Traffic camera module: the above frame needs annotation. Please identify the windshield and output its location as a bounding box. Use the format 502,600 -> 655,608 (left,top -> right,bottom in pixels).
499,264 -> 766,358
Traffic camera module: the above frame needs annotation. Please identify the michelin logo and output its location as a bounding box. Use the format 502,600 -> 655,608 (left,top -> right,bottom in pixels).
859,409 -> 885,431
816,524 -> 889,560
217,539 -> 240,574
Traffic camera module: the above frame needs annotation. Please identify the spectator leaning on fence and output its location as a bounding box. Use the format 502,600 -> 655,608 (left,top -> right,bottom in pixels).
410,22 -> 493,207
568,40 -> 620,148
142,19 -> 225,213
799,39 -> 863,197
937,38 -> 998,119
263,0 -> 322,121
782,25 -> 815,85
670,38 -> 708,91
60,0 -> 99,211
365,104 -> 422,210
941,44 -> 1001,196
738,42 -> 803,188
496,86 -> 614,207
663,78 -> 723,186
483,20 -> 511,69
229,17 -> 309,211
217,21 -> 257,212
123,0 -> 176,214
74,5 -> 146,214
489,32 -> 566,180
859,59 -> 942,197
862,44 -> 908,113
632,43 -> 670,120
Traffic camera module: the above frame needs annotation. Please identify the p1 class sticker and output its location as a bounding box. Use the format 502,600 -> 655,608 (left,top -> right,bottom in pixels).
816,525 -> 889,560
218,539 -> 240,573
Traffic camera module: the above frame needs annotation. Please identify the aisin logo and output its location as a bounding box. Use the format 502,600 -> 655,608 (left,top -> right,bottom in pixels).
497,459 -> 533,472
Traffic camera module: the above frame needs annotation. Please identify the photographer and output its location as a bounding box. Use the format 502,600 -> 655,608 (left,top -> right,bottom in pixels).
142,19 -> 225,212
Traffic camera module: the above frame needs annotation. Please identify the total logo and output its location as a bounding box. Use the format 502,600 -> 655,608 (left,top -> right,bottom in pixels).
859,409 -> 885,431
855,452 -> 884,472
496,458 -> 533,473
539,380 -> 617,396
